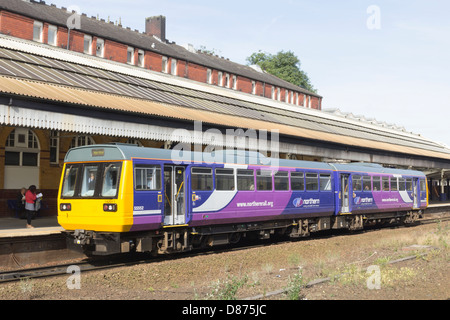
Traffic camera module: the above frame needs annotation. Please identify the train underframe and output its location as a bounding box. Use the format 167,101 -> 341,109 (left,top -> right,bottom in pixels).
65,210 -> 423,256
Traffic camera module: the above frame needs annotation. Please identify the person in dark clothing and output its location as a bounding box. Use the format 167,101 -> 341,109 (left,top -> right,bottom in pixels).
16,187 -> 26,218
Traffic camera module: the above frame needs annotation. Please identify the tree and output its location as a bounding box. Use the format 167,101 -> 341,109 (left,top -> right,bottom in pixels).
246,50 -> 316,93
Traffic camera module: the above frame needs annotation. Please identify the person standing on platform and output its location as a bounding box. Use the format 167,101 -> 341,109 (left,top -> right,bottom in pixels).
25,185 -> 38,229
16,187 -> 26,218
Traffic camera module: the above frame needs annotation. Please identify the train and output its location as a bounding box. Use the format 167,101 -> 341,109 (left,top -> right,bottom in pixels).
57,144 -> 428,256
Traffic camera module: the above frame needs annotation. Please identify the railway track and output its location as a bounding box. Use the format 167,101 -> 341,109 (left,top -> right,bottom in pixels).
0,213 -> 448,285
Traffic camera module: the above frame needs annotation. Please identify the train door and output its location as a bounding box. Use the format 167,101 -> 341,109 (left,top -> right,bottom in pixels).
164,165 -> 186,225
340,174 -> 351,214
413,178 -> 420,209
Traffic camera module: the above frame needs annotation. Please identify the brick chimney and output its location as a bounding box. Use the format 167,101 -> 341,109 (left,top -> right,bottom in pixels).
145,15 -> 166,42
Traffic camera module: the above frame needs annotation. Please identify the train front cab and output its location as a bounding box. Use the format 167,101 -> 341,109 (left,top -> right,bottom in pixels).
57,146 -> 137,255
58,160 -> 133,233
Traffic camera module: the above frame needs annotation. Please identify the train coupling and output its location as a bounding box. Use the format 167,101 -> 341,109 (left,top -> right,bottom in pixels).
73,229 -> 93,245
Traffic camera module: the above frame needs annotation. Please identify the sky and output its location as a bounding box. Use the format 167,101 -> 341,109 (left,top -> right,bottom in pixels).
49,0 -> 450,147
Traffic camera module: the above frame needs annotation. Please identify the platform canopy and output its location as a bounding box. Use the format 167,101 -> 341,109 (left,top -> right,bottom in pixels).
0,35 -> 449,169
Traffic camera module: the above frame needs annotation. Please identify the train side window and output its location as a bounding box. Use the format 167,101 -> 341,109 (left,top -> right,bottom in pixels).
399,178 -> 406,191
382,177 -> 390,191
363,176 -> 371,191
353,175 -> 362,191
291,172 -> 304,191
134,165 -> 161,190
102,163 -> 122,197
391,177 -> 398,191
256,169 -> 273,191
373,176 -> 381,191
216,168 -> 235,191
191,167 -> 213,191
319,174 -> 332,191
420,179 -> 426,192
62,165 -> 79,198
305,173 -> 318,191
237,169 -> 255,191
274,171 -> 289,191
406,178 -> 413,191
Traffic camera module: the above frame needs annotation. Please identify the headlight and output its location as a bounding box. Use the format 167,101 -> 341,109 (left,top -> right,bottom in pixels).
60,203 -> 72,211
103,204 -> 117,212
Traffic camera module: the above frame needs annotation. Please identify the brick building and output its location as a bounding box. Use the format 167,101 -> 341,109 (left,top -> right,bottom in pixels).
0,0 -> 322,108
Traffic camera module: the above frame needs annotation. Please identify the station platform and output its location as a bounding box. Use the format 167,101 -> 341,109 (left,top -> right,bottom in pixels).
0,216 -> 63,238
428,201 -> 450,208
0,216 -> 83,269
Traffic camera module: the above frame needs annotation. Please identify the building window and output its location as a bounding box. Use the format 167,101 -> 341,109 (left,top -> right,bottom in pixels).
252,81 -> 256,95
206,69 -> 212,84
70,135 -> 95,149
277,88 -> 281,101
218,71 -> 223,86
232,75 -> 237,90
47,25 -> 57,46
162,56 -> 168,73
4,128 -> 40,189
171,58 -> 177,75
271,86 -> 275,100
127,47 -> 134,65
96,38 -> 105,58
138,50 -> 145,67
50,130 -> 60,164
33,21 -> 43,42
285,90 -> 289,103
84,35 -> 92,54
125,138 -> 143,147
225,73 -> 230,88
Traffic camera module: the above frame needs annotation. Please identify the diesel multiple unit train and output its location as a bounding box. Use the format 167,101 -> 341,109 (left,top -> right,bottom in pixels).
57,144 -> 428,256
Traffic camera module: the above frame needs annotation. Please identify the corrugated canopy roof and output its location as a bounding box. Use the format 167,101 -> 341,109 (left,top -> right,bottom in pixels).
0,35 -> 449,161
0,0 -> 320,97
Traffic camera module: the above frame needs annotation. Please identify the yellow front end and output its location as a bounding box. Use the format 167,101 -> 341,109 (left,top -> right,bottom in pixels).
58,160 -> 134,233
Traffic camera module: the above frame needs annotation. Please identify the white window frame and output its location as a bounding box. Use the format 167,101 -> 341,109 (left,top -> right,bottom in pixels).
5,128 -> 40,167
127,47 -> 135,65
218,71 -> 223,86
138,49 -> 145,67
225,73 -> 230,88
33,21 -> 43,43
47,25 -> 57,46
162,56 -> 168,73
171,58 -> 177,75
206,69 -> 212,84
50,130 -> 60,164
84,35 -> 92,55
232,75 -> 237,90
126,139 -> 143,147
252,81 -> 256,95
271,86 -> 275,100
70,135 -> 95,149
96,38 -> 105,58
